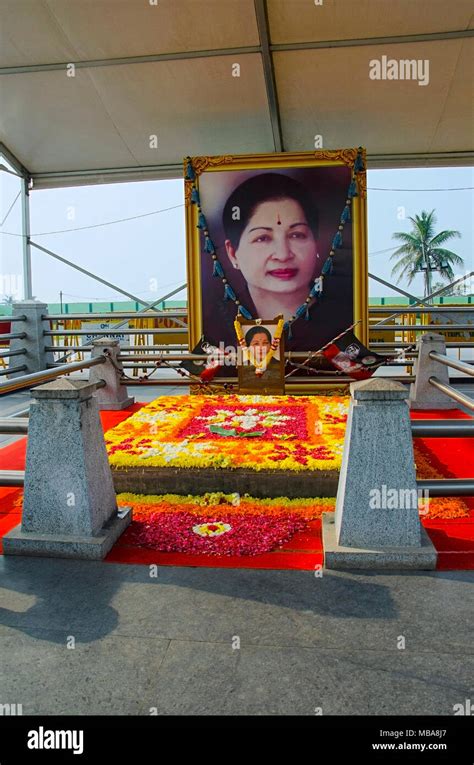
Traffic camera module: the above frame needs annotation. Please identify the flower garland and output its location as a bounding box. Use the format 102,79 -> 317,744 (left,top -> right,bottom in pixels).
234,316 -> 284,375
185,148 -> 365,339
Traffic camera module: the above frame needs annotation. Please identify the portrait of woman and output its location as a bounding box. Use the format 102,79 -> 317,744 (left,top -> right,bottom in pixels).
243,324 -> 280,366
190,158 -> 363,361
223,173 -> 319,325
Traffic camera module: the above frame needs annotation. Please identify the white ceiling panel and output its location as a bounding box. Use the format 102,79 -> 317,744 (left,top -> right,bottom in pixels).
275,38 -> 473,156
0,0 -> 259,67
0,54 -> 273,173
268,0 -> 474,44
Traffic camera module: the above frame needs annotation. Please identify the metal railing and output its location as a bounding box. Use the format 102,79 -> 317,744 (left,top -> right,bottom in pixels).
417,479 -> 474,496
0,418 -> 29,434
0,356 -> 107,396
412,420 -> 474,437
429,377 -> 474,412
45,311 -> 187,321
429,351 -> 474,377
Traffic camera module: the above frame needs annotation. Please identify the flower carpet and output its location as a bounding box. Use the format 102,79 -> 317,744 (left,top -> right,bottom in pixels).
0,400 -> 472,569
104,394 -> 349,472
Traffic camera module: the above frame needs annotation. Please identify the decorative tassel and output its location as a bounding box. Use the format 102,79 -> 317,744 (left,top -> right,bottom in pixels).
332,231 -> 342,249
238,305 -> 253,320
287,322 -> 293,340
347,179 -> 358,198
191,188 -> 200,204
224,283 -> 236,301
322,256 -> 334,276
197,212 -> 207,229
340,205 -> 351,223
295,304 -> 307,319
185,159 -> 195,181
212,260 -> 224,278
305,304 -> 311,321
354,150 -> 364,172
204,237 -> 215,254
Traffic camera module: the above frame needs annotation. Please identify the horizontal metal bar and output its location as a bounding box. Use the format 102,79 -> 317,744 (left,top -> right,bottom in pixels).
429,351 -> 474,377
417,479 -> 474,496
0,470 -> 25,487
0,364 -> 27,376
429,377 -> 474,411
0,356 -> 107,396
1,315 -> 27,322
412,420 -> 474,437
0,348 -> 27,359
2,29 -> 472,77
120,376 -> 412,385
370,342 -> 474,348
369,325 -> 474,331
369,306 -> 474,314
0,418 -> 29,434
45,345 -> 188,352
0,332 -> 26,340
45,312 -> 187,320
44,328 -> 186,336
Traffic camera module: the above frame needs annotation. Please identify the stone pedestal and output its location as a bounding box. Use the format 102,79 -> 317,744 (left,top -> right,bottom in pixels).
3,378 -> 131,559
410,333 -> 456,410
89,339 -> 134,410
323,378 -> 437,570
9,300 -> 55,376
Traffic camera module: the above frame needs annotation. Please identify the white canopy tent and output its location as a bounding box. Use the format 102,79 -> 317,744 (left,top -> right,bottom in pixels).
0,0 -> 473,188
0,0 -> 472,300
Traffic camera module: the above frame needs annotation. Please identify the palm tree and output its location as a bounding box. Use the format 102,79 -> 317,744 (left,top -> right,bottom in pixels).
391,210 -> 463,299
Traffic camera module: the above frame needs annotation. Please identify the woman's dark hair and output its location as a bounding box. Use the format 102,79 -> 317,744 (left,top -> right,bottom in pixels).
222,172 -> 318,249
244,326 -> 272,345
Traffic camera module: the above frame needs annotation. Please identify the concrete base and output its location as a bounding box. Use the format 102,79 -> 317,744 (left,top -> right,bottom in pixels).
111,466 -> 339,498
322,513 -> 437,570
97,396 -> 135,411
3,508 -> 132,561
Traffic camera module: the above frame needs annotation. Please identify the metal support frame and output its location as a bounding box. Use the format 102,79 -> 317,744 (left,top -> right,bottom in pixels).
254,0 -> 283,152
31,241 -> 165,308
370,271 -> 474,326
21,177 -> 33,299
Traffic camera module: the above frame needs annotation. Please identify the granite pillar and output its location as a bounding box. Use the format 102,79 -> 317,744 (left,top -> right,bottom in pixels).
89,338 -> 134,410
9,300 -> 54,376
323,378 -> 437,569
410,333 -> 456,410
3,378 -> 131,559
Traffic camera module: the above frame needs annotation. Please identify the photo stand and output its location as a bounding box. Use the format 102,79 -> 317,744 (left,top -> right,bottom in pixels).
235,315 -> 285,395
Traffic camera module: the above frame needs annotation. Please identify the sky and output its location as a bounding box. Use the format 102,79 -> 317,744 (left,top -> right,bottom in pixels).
0,164 -> 472,305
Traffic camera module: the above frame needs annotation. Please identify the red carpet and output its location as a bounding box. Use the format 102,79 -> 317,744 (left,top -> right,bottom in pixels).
0,403 -> 472,570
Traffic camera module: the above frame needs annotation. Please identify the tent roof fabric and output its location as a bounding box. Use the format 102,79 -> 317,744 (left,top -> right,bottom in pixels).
0,0 -> 473,188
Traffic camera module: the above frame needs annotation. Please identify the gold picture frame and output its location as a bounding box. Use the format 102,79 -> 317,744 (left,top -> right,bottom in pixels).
184,149 -> 368,366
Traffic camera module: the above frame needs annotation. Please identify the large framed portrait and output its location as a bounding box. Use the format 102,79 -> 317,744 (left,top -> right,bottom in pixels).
184,150 -> 368,369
